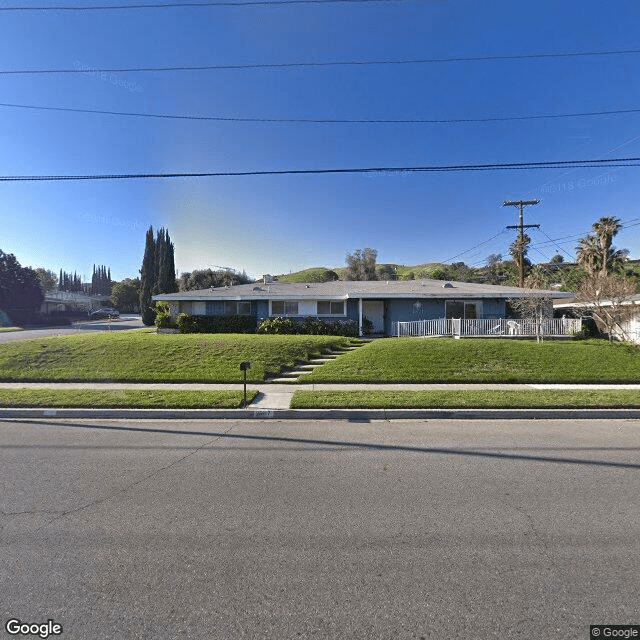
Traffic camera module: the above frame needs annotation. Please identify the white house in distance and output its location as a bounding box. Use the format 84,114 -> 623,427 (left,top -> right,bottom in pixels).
554,294 -> 640,344
154,276 -> 575,337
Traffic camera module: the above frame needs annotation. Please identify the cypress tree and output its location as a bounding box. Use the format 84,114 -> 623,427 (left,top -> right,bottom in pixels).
139,226 -> 156,325
164,229 -> 178,293
153,228 -> 167,295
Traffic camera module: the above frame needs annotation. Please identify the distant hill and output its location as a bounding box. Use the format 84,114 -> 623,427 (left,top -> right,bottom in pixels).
275,268 -> 340,283
273,258 -> 639,293
275,263 -> 447,283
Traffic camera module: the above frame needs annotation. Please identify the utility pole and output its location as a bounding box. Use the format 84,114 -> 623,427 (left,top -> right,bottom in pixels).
503,199 -> 540,287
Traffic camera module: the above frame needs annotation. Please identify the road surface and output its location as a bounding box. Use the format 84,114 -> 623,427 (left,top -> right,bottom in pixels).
0,314 -> 145,344
1,418 -> 639,639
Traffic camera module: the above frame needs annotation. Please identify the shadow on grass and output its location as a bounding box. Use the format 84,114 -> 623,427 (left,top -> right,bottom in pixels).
4,418 -> 640,471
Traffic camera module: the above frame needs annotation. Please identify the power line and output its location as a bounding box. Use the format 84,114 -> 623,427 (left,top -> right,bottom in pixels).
3,101 -> 640,125
440,230 -> 509,264
528,218 -> 640,254
3,159 -> 640,183
3,49 -> 640,74
1,159 -> 639,183
0,0 -> 424,11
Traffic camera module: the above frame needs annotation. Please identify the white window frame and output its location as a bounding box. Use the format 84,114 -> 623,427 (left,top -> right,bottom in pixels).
445,300 -> 483,319
224,301 -> 252,316
270,300 -> 299,316
316,300 -> 346,316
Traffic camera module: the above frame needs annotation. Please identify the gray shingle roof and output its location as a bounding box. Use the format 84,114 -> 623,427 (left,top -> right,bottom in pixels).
154,278 -> 573,301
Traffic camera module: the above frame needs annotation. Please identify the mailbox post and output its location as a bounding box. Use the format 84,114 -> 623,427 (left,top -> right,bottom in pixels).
239,362 -> 251,407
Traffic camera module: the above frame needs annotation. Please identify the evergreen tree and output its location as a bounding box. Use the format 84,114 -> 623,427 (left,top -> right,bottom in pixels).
164,230 -> 177,293
139,226 -> 156,325
153,228 -> 178,294
153,228 -> 167,295
0,250 -> 44,321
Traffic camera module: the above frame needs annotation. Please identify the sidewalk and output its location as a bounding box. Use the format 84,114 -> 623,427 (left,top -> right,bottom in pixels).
1,381 -> 640,420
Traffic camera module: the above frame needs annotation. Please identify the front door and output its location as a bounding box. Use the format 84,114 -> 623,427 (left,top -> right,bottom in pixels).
362,300 -> 384,334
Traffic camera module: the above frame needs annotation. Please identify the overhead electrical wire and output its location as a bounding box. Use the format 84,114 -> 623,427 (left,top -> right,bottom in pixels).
439,230 -> 509,265
530,218 -> 640,249
2,158 -> 639,183
0,0 -> 440,11
446,217 -> 640,268
2,101 -> 640,125
2,49 -> 640,74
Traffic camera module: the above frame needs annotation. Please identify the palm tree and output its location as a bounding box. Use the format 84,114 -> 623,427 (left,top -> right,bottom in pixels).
576,234 -> 600,276
592,216 -> 622,276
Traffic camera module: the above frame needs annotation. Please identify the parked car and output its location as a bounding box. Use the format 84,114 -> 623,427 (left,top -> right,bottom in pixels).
89,308 -> 120,319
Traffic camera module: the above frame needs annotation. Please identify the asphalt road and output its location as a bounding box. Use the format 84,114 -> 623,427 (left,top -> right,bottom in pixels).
1,418 -> 639,640
0,314 -> 145,344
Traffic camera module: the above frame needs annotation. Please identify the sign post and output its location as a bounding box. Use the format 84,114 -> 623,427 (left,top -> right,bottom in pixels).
239,362 -> 251,407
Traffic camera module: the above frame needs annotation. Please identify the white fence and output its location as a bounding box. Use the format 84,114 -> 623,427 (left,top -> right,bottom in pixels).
392,317 -> 582,338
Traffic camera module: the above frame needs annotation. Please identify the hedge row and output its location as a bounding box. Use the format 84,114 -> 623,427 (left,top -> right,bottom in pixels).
172,313 -> 359,336
176,314 -> 257,334
258,316 -> 359,336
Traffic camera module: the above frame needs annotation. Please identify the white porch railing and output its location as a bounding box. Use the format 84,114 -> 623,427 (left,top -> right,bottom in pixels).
392,317 -> 582,338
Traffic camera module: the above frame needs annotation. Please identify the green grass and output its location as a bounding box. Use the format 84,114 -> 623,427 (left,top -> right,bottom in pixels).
301,338 -> 640,384
0,327 -> 22,333
0,332 -> 352,383
290,390 -> 640,409
0,389 -> 256,408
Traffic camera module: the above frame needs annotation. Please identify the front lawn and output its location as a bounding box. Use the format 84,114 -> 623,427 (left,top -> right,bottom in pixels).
301,338 -> 640,383
290,390 -> 640,409
0,389 -> 256,408
0,332 -> 352,382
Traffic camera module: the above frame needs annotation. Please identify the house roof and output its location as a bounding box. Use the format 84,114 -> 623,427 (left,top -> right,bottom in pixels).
154,279 -> 574,302
554,293 -> 640,309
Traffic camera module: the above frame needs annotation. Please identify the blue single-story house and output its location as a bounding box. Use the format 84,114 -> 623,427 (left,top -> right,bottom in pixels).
154,276 -> 573,337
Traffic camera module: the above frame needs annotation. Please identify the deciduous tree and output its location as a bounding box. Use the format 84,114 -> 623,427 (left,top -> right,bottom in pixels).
576,273 -> 637,342
345,248 -> 378,280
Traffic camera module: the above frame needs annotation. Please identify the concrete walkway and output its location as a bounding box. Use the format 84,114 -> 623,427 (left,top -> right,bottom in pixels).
1,382 -> 640,410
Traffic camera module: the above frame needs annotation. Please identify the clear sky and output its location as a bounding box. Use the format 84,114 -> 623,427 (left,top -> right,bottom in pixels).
1,0 -> 639,282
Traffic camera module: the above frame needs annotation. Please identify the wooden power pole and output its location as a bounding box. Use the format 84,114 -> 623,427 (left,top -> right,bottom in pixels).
503,199 -> 540,287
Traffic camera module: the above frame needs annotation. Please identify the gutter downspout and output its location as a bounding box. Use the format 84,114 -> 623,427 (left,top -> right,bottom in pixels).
358,298 -> 363,337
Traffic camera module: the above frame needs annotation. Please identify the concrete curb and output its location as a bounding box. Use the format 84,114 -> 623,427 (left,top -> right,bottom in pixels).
2,408 -> 640,420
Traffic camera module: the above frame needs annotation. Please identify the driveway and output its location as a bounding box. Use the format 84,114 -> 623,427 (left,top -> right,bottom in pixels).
0,314 -> 146,344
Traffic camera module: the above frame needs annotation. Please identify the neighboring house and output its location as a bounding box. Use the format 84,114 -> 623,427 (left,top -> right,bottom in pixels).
554,294 -> 640,344
154,276 -> 573,337
41,291 -> 110,314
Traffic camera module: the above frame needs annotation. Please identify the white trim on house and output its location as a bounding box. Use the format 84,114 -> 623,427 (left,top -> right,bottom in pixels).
316,300 -> 346,316
268,299 -> 347,317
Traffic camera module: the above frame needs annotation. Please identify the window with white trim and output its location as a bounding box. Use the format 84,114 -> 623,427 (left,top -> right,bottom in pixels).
224,301 -> 252,315
271,301 -> 299,316
317,301 -> 345,315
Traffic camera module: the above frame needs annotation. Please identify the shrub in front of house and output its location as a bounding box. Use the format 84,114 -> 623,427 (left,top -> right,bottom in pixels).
176,313 -> 257,334
155,302 -> 177,329
257,317 -> 296,334
258,316 -> 358,337
325,319 -> 359,337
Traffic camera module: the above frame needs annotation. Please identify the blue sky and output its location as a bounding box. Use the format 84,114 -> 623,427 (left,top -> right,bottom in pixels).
2,0 -> 639,282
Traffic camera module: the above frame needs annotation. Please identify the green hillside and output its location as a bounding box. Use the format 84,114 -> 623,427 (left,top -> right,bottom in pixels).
276,263 -> 447,283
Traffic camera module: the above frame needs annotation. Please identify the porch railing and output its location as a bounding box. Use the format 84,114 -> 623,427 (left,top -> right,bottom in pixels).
392,317 -> 582,338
